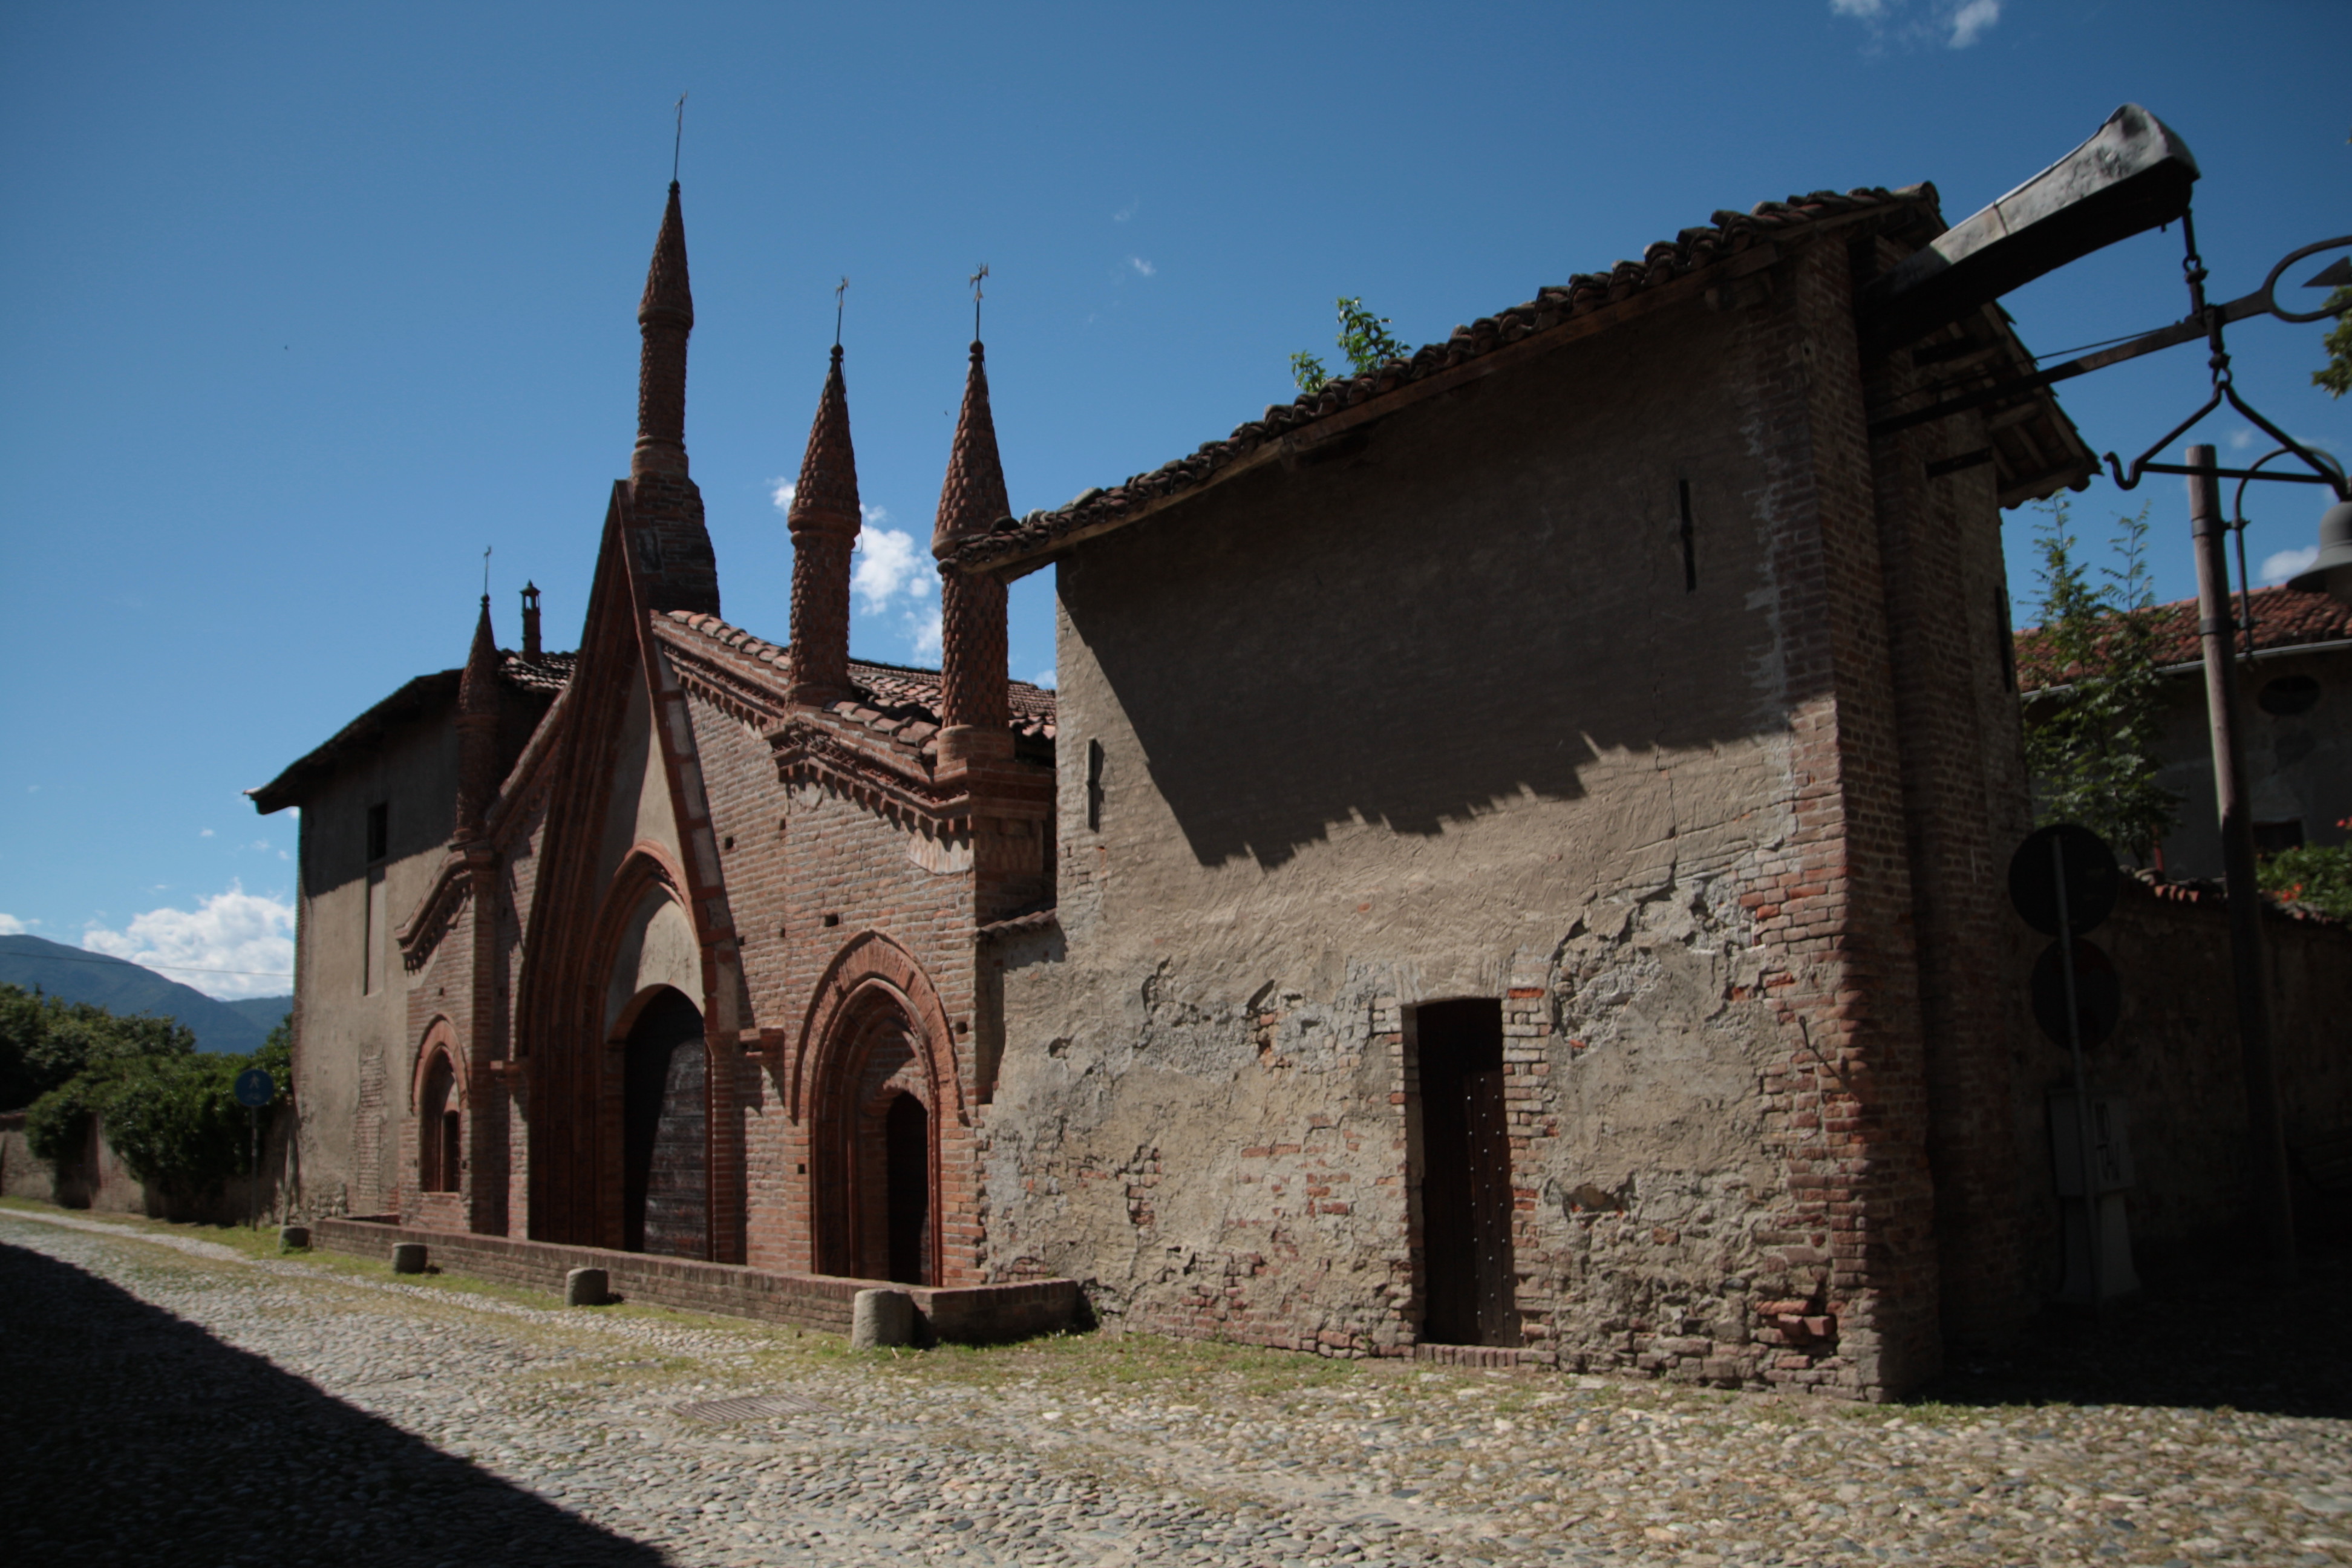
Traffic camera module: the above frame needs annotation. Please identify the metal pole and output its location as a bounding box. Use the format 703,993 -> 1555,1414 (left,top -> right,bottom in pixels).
249,1106 -> 259,1230
2188,443 -> 2296,1281
2053,838 -> 2104,1313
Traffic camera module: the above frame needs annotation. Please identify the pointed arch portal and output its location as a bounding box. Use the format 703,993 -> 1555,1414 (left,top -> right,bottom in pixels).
621,985 -> 707,1258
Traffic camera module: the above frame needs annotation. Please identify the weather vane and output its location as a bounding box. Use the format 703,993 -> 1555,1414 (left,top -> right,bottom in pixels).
969,263 -> 988,340
834,276 -> 848,348
672,92 -> 687,183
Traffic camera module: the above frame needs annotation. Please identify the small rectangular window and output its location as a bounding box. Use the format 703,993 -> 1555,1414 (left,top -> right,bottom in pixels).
365,802 -> 389,863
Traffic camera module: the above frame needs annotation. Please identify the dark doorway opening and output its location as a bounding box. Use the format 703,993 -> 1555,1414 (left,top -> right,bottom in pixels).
621,987 -> 708,1258
419,1053 -> 457,1193
1414,997 -> 1520,1347
884,1093 -> 930,1285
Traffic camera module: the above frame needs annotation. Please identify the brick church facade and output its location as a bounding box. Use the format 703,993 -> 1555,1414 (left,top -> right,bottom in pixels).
257,175 -> 2107,1397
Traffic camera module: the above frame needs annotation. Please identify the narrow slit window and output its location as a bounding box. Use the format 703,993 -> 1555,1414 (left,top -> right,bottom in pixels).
1677,479 -> 1697,593
1086,739 -> 1106,832
365,802 -> 389,864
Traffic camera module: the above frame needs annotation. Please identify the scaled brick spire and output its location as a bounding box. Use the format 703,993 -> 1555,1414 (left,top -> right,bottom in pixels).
787,345 -> 861,706
934,341 -> 1011,741
633,181 -> 694,480
455,595 -> 500,837
931,342 -> 1010,560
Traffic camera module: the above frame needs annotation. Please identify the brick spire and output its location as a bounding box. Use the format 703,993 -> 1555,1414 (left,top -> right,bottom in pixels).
787,345 -> 861,706
933,341 -> 1011,750
930,341 -> 1010,559
632,181 -> 693,481
454,595 -> 501,837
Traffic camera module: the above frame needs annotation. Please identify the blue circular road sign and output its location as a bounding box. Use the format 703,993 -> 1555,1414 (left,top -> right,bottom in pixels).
234,1068 -> 276,1108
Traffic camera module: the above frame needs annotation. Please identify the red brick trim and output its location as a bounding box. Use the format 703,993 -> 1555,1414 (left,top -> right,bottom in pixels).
409,1017 -> 466,1113
790,930 -> 965,1128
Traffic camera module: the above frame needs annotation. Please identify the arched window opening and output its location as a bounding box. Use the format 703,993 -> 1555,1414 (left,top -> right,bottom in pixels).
884,1093 -> 930,1287
419,1053 -> 459,1194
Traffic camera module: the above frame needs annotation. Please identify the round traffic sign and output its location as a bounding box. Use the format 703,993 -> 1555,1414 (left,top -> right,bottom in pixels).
234,1068 -> 276,1108
2008,823 -> 2121,936
2030,938 -> 2122,1050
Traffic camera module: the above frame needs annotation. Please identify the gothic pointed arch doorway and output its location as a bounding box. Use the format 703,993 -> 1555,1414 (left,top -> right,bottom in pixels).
811,987 -> 937,1285
620,985 -> 708,1258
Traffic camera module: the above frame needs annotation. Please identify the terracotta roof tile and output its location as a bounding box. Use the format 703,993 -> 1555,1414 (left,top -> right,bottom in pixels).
2016,586 -> 2352,691
652,609 -> 1056,742
948,187 -> 1968,571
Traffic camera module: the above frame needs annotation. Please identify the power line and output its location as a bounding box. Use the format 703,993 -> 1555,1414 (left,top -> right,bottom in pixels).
1,949 -> 292,982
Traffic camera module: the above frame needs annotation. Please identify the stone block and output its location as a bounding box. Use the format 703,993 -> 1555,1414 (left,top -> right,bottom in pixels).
851,1287 -> 914,1349
566,1267 -> 610,1307
390,1242 -> 428,1275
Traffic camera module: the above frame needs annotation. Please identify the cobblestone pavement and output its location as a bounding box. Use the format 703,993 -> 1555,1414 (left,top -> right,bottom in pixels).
4,1208 -> 2350,1568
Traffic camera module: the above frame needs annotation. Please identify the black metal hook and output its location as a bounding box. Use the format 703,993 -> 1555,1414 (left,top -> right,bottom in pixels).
2101,214 -> 2351,499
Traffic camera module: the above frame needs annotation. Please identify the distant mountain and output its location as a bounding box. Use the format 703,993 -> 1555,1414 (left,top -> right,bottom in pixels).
225,995 -> 294,1036
0,935 -> 283,1054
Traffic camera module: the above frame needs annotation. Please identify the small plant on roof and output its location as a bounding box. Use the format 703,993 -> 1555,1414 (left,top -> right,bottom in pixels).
2020,497 -> 2180,866
1291,297 -> 1413,395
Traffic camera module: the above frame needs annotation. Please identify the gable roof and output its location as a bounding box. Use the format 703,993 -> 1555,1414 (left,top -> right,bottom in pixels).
2016,585 -> 2352,692
248,652 -> 575,813
949,185 -> 2093,577
649,610 -> 1056,761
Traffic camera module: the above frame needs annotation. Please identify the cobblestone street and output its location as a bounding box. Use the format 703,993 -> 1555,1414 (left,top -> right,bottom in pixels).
4,1206 -> 2349,1567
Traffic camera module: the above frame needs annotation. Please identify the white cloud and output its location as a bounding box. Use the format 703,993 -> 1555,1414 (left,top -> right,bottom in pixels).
853,526 -> 934,612
771,479 -> 796,514
1829,0 -> 2000,49
2262,546 -> 2319,586
1030,668 -> 1057,690
200,828 -> 215,837
1946,0 -> 2000,47
1112,200 -> 1138,223
1128,256 -> 1156,278
82,882 -> 296,1000
2229,428 -> 2260,451
0,913 -> 27,935
907,606 -> 944,662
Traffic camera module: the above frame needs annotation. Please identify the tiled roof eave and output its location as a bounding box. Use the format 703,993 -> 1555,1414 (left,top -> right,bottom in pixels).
949,186 -> 1964,578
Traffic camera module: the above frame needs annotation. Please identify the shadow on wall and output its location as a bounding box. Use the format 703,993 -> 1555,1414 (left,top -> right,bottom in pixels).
1918,1238 -> 2352,1420
0,1241 -> 664,1566
1063,329 -> 1801,871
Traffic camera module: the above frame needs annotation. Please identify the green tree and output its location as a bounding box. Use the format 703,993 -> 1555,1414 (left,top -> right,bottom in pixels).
2314,284 -> 2352,399
20,998 -> 288,1198
0,982 -> 195,1111
1291,296 -> 1413,394
2020,498 -> 2181,864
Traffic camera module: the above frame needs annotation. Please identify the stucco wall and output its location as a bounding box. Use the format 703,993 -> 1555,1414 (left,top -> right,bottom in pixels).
2151,645 -> 2352,880
278,710 -> 457,1217
998,263 -> 1872,1374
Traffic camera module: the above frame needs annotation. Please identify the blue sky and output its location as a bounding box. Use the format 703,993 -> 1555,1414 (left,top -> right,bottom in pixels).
2,1 -> 2346,996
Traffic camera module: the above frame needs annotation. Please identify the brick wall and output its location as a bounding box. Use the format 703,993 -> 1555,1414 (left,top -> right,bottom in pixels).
2013,881 -> 2352,1263
309,1216 -> 1076,1343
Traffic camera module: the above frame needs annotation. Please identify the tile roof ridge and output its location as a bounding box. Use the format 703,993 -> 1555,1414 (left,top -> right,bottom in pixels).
950,185 -> 1939,571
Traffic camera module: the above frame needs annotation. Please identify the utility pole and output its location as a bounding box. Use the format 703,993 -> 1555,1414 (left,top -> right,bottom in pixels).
2186,442 -> 2296,1282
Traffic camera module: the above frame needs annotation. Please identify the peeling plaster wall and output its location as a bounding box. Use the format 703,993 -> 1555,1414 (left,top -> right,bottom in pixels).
286,713 -> 457,1217
996,287 -> 1843,1376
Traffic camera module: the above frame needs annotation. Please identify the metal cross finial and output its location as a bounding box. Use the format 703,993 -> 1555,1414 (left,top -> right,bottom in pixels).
482,545 -> 492,599
834,276 -> 848,348
969,263 -> 988,339
672,92 -> 688,183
